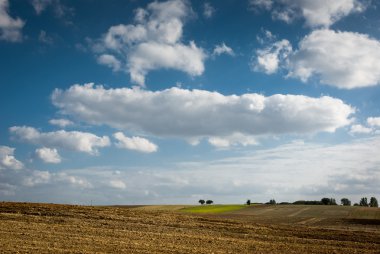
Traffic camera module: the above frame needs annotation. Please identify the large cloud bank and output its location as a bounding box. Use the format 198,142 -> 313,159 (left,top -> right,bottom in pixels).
52,83 -> 354,147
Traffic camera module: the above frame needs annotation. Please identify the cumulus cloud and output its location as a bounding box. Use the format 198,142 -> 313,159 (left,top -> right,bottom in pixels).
109,179 -> 126,190
348,116 -> 380,135
94,0 -> 206,86
97,54 -> 121,72
0,0 -> 24,42
249,0 -> 369,28
367,117 -> 380,128
52,83 -> 354,147
0,146 -> 23,170
35,147 -> 61,164
254,29 -> 380,89
349,124 -> 373,135
203,2 -> 215,18
253,39 -> 291,74
212,43 -> 235,56
49,118 -> 73,128
10,126 -> 110,155
114,132 -> 158,153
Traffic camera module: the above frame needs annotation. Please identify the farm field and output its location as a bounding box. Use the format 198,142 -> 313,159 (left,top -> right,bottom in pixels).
209,204 -> 380,231
0,202 -> 380,253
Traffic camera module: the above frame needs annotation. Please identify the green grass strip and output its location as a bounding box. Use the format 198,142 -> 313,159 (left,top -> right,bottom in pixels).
181,205 -> 247,214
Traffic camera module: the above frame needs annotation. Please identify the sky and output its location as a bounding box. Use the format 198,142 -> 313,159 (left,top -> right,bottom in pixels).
1,0 -> 380,205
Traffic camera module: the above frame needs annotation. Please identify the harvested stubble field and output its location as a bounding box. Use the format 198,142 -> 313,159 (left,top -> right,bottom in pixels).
0,202 -> 380,253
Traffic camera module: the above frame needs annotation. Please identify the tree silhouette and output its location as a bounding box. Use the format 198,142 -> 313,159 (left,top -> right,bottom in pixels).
369,197 -> 378,207
246,199 -> 251,205
341,198 -> 351,206
198,199 -> 205,205
206,200 -> 213,205
359,197 -> 368,207
321,197 -> 337,205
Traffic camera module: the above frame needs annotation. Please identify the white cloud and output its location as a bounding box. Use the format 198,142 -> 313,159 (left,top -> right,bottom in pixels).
10,126 -> 110,155
0,146 -> 23,170
367,117 -> 380,128
249,0 -> 369,28
349,124 -> 372,135
289,30 -> 380,89
114,132 -> 158,153
208,133 -> 257,148
94,0 -> 206,86
4,136 -> 378,204
0,0 -> 24,42
255,29 -> 380,89
52,83 -> 354,146
253,39 -> 292,74
203,2 -> 215,18
32,0 -> 73,19
35,147 -> 61,164
23,170 -> 91,189
32,0 -> 52,14
109,179 -> 126,190
97,54 -> 121,71
212,43 -> 235,56
49,118 -> 73,128
38,30 -> 53,44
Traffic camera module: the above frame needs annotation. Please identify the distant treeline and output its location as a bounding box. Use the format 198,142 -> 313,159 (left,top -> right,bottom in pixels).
292,200 -> 325,205
280,197 -> 378,207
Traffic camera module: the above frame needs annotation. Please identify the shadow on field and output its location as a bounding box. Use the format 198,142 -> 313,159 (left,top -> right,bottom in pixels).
344,219 -> 380,225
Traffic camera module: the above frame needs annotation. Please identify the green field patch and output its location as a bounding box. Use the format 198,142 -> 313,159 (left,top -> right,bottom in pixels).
180,205 -> 247,214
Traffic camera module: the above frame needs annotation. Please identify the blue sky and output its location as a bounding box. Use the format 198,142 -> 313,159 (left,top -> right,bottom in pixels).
1,0 -> 380,205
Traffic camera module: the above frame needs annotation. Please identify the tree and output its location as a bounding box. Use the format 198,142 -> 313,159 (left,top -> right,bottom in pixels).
198,199 -> 205,205
369,197 -> 378,208
321,198 -> 330,205
359,197 -> 368,207
246,199 -> 251,206
269,199 -> 276,205
321,197 -> 337,205
330,198 -> 337,205
206,200 -> 213,205
341,198 -> 351,206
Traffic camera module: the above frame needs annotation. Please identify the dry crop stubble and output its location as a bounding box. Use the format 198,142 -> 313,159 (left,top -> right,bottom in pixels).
0,202 -> 379,253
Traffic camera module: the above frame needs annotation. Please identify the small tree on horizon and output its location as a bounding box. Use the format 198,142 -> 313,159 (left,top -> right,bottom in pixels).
369,197 -> 378,207
341,198 -> 351,206
198,199 -> 205,205
269,199 -> 276,205
246,199 -> 251,206
206,200 -> 213,205
321,197 -> 337,205
360,197 -> 368,207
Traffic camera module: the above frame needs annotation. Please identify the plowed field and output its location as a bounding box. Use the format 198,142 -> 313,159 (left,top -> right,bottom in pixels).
1,202 -> 379,253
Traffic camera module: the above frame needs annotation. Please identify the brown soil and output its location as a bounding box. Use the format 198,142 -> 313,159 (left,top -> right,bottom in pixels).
1,202 -> 379,253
